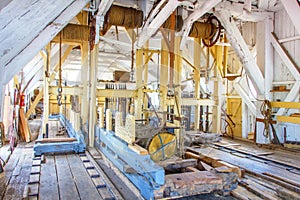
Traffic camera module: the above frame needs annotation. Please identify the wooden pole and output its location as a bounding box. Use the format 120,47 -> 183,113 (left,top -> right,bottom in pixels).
88,44 -> 98,147
194,38 -> 201,131
43,44 -> 51,134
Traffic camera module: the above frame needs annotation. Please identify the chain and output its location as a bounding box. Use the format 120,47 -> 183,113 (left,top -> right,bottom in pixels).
260,100 -> 272,138
57,32 -> 63,106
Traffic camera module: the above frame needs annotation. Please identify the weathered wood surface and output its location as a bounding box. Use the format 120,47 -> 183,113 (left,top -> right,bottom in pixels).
0,0 -> 74,66
0,145 -> 32,199
55,154 -> 80,200
39,156 -> 59,200
2,0 -> 90,85
67,154 -> 102,199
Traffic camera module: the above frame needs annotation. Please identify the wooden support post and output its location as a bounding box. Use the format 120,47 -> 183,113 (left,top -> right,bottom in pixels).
264,18 -> 274,101
194,38 -> 201,131
212,46 -> 221,133
88,44 -> 98,147
43,44 -> 51,134
174,36 -> 182,152
81,42 -> 89,127
106,109 -> 112,131
143,42 -> 149,113
135,49 -> 143,119
160,39 -> 169,112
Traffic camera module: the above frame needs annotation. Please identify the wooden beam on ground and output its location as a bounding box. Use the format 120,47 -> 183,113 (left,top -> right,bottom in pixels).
215,10 -> 264,94
3,0 -> 90,85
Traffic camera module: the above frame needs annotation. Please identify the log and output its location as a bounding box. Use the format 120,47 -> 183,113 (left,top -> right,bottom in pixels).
35,137 -> 77,143
157,158 -> 197,172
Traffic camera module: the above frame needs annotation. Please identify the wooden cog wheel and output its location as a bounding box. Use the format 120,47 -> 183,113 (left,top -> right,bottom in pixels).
147,131 -> 177,162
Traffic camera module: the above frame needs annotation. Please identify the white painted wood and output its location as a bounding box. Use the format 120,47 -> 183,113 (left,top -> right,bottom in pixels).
215,10 -> 265,94
180,0 -> 222,50
0,83 -> 5,122
0,0 -> 74,67
264,18 -> 274,101
233,82 -> 257,116
216,1 -> 273,22
280,0 -> 300,35
276,81 -> 300,116
242,102 -> 248,139
137,0 -> 181,48
43,45 -> 50,134
279,35 -> 300,43
88,45 -> 98,147
3,0 -> 90,85
95,0 -> 114,44
270,33 -> 300,81
81,43 -> 89,127
258,0 -> 269,9
244,0 -> 252,12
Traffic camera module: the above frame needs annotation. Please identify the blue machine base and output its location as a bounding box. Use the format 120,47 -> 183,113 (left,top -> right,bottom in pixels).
33,115 -> 86,156
95,126 -> 165,200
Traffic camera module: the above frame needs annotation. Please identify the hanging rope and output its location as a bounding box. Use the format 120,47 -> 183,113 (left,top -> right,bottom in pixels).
57,32 -> 63,106
260,100 -> 272,138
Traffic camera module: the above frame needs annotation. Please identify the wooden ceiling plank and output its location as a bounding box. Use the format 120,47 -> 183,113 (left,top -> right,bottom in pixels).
3,0 -> 89,85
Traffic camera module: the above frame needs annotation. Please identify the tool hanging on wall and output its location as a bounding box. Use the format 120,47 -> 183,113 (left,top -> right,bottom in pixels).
57,32 -> 63,106
260,100 -> 281,144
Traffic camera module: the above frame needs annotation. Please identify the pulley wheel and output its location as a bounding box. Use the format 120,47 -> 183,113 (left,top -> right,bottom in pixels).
147,131 -> 176,162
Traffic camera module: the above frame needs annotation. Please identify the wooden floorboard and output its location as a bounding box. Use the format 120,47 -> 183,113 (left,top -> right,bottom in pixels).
67,154 -> 102,199
39,155 -> 59,200
55,154 -> 80,200
3,146 -> 32,200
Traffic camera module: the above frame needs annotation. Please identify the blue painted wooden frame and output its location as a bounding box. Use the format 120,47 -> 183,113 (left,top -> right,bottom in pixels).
33,114 -> 86,156
95,126 -> 165,200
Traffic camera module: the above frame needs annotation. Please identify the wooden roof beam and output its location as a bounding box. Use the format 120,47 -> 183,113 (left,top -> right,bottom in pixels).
215,10 -> 264,95
280,0 -> 300,35
137,0 -> 181,48
2,0 -> 89,85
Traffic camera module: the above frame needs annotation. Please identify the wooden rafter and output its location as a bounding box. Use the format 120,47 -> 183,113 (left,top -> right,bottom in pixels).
2,0 -> 90,85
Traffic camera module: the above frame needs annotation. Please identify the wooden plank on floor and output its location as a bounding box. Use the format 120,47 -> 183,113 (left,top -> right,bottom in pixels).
67,154 -> 102,199
39,155 -> 59,200
55,154 -> 80,200
3,147 -> 32,200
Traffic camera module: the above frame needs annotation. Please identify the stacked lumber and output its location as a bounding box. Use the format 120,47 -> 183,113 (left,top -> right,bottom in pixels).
19,108 -> 31,142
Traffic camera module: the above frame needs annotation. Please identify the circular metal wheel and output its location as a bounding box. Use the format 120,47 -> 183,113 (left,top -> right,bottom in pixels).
202,15 -> 222,47
147,131 -> 177,162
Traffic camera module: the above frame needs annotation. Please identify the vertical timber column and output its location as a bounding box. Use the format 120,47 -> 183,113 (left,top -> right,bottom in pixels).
135,49 -> 143,119
264,17 -> 274,101
194,38 -> 201,131
174,36 -> 182,150
43,44 -> 51,134
212,45 -> 221,133
160,39 -> 169,112
143,42 -> 149,111
242,101 -> 248,138
88,44 -> 98,147
81,42 -> 89,131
